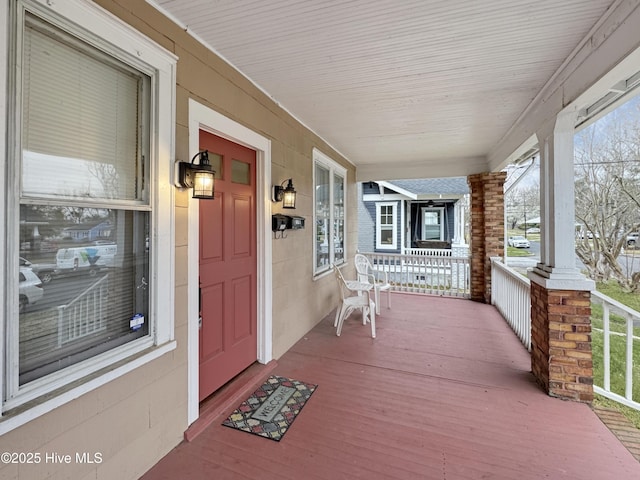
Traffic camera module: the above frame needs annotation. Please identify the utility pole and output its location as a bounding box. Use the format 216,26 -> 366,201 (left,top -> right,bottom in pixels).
523,189 -> 527,239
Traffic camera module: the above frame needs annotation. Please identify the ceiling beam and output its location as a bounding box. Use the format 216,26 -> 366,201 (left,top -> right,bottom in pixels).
356,155 -> 487,182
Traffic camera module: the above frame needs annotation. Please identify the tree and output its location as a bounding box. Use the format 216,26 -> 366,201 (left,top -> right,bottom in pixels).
506,183 -> 539,232
574,102 -> 640,292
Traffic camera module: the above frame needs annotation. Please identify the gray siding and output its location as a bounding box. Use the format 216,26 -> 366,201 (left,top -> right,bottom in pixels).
357,183 -> 375,253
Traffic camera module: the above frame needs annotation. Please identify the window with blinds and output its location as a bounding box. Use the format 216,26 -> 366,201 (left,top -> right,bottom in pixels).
21,16 -> 147,202
16,13 -> 151,386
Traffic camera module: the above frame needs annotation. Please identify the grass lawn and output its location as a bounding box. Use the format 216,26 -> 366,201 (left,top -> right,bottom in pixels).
591,281 -> 640,428
506,246 -> 533,257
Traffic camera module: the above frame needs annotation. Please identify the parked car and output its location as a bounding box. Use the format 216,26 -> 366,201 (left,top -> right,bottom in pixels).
19,256 -> 56,283
525,227 -> 540,234
627,232 -> 639,246
508,235 -> 530,248
576,230 -> 599,240
19,266 -> 44,312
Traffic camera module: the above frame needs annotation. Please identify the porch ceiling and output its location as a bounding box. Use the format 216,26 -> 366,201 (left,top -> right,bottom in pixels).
151,0 -> 617,179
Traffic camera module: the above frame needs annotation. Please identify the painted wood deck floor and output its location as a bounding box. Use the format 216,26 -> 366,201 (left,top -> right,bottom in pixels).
141,293 -> 640,480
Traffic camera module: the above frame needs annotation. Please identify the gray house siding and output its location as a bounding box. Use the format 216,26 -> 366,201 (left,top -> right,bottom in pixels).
362,182 -> 379,195
357,183 -> 375,253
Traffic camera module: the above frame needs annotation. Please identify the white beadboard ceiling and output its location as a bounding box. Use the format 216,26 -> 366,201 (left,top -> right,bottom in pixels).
150,0 -> 617,179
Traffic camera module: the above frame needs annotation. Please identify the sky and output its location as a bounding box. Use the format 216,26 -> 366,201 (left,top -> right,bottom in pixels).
507,93 -> 640,193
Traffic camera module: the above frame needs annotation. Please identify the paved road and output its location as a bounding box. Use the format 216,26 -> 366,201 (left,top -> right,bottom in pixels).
618,250 -> 640,274
506,240 -> 640,274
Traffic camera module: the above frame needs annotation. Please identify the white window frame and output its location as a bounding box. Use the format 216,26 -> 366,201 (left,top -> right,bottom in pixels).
421,207 -> 445,241
0,0 -> 176,430
313,148 -> 347,276
376,202 -> 397,250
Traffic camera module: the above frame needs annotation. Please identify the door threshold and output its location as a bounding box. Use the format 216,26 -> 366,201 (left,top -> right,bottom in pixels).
184,360 -> 278,442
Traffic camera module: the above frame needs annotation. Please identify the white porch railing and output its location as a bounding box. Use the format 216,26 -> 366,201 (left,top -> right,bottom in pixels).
57,274 -> 109,346
404,248 -> 452,257
490,258 -> 531,351
591,291 -> 640,411
490,258 -> 639,411
362,252 -> 470,297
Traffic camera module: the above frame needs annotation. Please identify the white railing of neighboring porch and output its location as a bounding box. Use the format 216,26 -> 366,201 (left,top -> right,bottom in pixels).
57,274 -> 109,346
591,291 -> 640,411
490,258 -> 531,351
362,252 -> 470,297
404,248 -> 452,257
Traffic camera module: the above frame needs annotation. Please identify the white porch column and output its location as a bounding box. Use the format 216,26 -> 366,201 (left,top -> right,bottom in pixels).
531,109 -> 593,288
452,199 -> 466,246
405,200 -> 413,253
451,199 -> 469,258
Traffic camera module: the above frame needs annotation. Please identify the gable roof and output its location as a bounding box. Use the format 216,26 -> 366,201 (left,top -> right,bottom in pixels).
384,177 -> 469,196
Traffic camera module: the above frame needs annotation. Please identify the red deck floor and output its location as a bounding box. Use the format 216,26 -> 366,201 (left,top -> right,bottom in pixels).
141,293 -> 640,479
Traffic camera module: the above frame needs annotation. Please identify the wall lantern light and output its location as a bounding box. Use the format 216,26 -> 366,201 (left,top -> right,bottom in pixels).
177,150 -> 215,199
272,178 -> 297,209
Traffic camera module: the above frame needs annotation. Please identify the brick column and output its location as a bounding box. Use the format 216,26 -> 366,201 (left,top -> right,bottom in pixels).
468,172 -> 506,303
530,282 -> 593,402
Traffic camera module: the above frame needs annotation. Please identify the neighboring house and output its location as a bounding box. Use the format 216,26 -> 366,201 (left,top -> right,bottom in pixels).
359,178 -> 469,255
62,221 -> 113,242
517,216 -> 541,230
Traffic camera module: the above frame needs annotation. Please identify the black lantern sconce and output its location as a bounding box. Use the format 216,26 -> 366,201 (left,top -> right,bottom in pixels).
272,178 -> 297,209
177,150 -> 215,199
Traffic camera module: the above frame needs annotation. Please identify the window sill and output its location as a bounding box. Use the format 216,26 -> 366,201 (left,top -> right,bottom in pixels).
0,340 -> 176,436
313,260 -> 348,281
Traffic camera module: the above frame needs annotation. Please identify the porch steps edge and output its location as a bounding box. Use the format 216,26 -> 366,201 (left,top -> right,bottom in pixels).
593,406 -> 640,463
184,360 -> 278,442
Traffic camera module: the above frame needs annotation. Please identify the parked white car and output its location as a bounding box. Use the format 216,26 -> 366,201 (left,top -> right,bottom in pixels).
508,235 -> 530,248
19,266 -> 44,312
20,256 -> 56,283
627,232 -> 639,246
576,229 -> 599,240
525,227 -> 540,234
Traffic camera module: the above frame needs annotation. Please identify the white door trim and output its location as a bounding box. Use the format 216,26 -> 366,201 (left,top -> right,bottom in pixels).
187,99 -> 272,425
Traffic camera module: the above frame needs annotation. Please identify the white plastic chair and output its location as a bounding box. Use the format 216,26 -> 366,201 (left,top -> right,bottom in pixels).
354,254 -> 391,315
332,264 -> 376,338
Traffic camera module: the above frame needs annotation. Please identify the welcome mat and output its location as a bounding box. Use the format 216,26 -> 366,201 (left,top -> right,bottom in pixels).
222,375 -> 317,442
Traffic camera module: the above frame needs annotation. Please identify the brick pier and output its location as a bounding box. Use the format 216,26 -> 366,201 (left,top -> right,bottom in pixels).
530,282 -> 593,402
468,172 -> 506,303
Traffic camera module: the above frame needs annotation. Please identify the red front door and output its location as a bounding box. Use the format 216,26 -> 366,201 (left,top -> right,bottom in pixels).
198,130 -> 257,401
